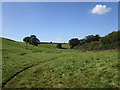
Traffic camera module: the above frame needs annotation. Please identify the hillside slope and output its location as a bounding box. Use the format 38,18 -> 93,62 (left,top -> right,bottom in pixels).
76,31 -> 120,51
2,38 -> 119,88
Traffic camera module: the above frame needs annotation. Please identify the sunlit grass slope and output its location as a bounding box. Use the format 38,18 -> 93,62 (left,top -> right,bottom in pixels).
2,38 -> 119,88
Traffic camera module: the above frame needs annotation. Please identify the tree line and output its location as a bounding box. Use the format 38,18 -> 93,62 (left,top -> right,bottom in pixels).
69,31 -> 120,51
23,31 -> 119,50
69,34 -> 100,49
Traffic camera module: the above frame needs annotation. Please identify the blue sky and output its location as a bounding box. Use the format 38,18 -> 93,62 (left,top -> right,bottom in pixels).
2,2 -> 118,43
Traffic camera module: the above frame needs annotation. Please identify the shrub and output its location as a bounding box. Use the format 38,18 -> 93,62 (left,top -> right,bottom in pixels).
69,38 -> 79,49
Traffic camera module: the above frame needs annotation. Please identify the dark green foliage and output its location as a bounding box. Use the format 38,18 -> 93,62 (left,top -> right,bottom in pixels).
29,35 -> 40,46
76,41 -> 100,51
23,37 -> 30,43
69,38 -> 79,49
56,44 -> 62,49
69,34 -> 100,49
94,34 -> 100,41
85,34 -> 100,43
75,31 -> 119,51
85,35 -> 95,43
23,37 -> 30,49
100,31 -> 120,46
79,39 -> 86,45
23,35 -> 40,46
98,31 -> 120,50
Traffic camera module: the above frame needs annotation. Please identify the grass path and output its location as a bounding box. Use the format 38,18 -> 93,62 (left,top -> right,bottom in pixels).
2,53 -> 67,88
2,64 -> 35,88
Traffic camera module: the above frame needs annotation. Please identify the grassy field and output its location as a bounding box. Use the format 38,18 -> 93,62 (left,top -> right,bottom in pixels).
2,38 -> 119,88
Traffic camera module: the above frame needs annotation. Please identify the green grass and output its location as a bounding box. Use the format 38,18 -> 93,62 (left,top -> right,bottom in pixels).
2,38 -> 119,88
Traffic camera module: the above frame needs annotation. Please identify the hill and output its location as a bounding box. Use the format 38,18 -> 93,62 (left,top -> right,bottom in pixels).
2,37 -> 119,88
75,31 -> 120,51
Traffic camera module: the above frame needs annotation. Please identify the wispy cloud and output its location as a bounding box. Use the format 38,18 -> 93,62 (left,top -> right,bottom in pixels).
55,38 -> 65,41
91,5 -> 111,15
54,38 -> 68,43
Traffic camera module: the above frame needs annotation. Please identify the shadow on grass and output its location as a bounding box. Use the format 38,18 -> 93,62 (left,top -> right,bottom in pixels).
18,52 -> 27,56
57,47 -> 69,49
61,47 -> 68,49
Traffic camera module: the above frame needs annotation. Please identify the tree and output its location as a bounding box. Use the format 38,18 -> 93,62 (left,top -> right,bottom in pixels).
23,35 -> 40,47
94,34 -> 100,41
79,39 -> 86,45
85,34 -> 100,43
69,38 -> 79,49
23,37 -> 30,49
29,35 -> 40,46
85,35 -> 94,43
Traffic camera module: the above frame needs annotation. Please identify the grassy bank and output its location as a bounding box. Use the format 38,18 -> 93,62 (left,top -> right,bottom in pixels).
2,38 -> 119,88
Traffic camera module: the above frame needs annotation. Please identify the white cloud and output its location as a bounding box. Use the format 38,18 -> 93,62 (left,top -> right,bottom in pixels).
91,5 -> 111,15
54,38 -> 68,43
55,38 -> 65,41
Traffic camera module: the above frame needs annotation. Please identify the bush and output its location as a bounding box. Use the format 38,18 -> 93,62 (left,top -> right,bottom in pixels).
76,41 -> 100,51
69,38 -> 79,49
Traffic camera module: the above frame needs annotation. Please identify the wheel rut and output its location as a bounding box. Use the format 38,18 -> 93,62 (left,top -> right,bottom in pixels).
2,55 -> 66,88
2,64 -> 35,88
